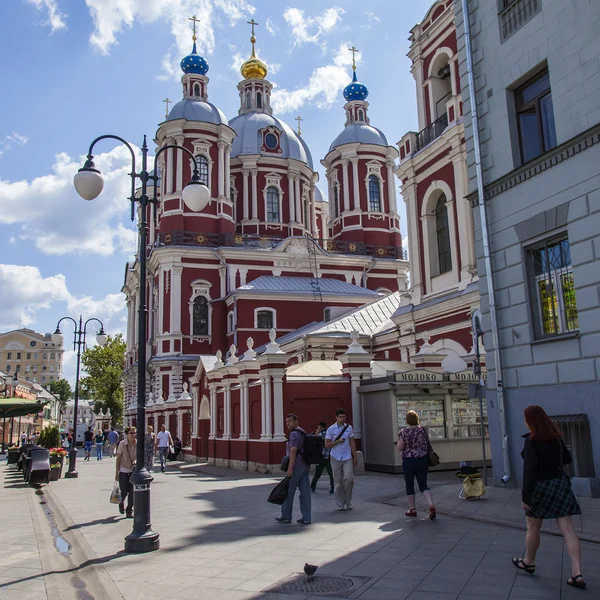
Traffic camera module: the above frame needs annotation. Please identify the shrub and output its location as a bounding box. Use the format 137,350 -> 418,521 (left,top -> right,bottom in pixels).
40,425 -> 61,449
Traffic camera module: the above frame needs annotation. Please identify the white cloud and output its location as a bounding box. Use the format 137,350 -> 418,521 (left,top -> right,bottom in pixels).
265,16 -> 277,36
362,11 -> 381,29
83,0 -> 254,79
8,237 -> 16,244
271,42 -> 354,114
283,6 -> 344,48
25,0 -> 67,32
0,132 -> 29,160
0,144 -> 146,256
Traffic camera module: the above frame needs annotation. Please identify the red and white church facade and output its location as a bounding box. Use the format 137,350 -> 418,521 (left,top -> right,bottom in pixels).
123,3 -> 488,473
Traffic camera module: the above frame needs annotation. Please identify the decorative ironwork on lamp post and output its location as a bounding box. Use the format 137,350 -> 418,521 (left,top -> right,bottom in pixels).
52,317 -> 107,476
73,134 -> 209,553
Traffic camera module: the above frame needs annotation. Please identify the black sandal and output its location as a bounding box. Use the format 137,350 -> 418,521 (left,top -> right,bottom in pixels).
567,575 -> 586,589
512,557 -> 535,574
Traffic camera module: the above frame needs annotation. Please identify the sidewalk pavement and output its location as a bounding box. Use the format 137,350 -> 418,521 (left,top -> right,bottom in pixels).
1,454 -> 599,600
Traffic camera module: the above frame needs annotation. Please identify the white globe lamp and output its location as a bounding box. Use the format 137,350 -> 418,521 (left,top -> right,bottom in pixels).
96,330 -> 108,347
182,181 -> 210,212
52,329 -> 64,346
74,160 -> 104,201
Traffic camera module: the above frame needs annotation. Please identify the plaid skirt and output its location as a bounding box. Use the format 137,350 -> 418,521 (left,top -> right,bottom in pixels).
527,476 -> 581,519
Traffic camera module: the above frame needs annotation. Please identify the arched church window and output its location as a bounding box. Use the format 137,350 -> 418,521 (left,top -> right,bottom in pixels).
358,109 -> 364,122
333,184 -> 340,218
256,92 -> 262,109
194,83 -> 201,97
435,194 -> 452,274
256,310 -> 274,329
368,175 -> 382,212
246,92 -> 251,109
266,186 -> 280,223
193,296 -> 209,336
195,155 -> 209,186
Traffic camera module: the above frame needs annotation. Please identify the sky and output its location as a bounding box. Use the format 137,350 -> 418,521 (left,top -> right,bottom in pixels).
0,0 -> 435,386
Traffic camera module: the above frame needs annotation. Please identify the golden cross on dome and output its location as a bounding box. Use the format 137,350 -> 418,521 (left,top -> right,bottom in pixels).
247,18 -> 258,38
295,116 -> 304,136
163,97 -> 171,118
189,15 -> 200,42
348,45 -> 359,70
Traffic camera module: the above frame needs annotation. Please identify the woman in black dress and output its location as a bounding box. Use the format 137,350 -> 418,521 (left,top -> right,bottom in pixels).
512,405 -> 585,589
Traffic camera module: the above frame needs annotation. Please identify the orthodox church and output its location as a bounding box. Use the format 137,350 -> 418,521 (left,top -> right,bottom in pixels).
123,2 -> 488,473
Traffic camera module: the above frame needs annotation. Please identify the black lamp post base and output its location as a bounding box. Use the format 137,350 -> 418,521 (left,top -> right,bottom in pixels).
65,449 -> 79,477
124,530 -> 160,553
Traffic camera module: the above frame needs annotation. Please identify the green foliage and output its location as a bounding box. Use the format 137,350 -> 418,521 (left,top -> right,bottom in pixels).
39,425 -> 61,449
48,379 -> 72,408
79,334 -> 126,426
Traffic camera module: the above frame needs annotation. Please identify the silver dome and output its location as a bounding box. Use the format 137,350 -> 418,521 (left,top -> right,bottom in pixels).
315,186 -> 326,203
329,124 -> 388,151
229,112 -> 314,169
166,99 -> 228,125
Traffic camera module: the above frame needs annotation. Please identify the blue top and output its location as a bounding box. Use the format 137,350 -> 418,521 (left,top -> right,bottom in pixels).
180,42 -> 209,75
287,427 -> 307,471
343,70 -> 369,101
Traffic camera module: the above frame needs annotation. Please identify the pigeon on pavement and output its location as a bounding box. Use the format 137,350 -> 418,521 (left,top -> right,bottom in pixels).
304,563 -> 318,578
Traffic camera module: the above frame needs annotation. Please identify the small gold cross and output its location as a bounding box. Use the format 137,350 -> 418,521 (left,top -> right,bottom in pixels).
295,116 -> 304,136
163,98 -> 171,118
189,15 -> 200,42
247,18 -> 258,37
348,45 -> 359,69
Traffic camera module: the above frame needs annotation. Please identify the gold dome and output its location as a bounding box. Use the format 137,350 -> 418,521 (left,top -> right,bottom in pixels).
240,35 -> 268,80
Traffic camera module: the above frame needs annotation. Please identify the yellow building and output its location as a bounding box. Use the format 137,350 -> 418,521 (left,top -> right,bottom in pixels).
0,329 -> 64,386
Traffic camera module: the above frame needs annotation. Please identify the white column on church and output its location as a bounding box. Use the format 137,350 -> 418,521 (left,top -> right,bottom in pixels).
251,168 -> 258,220
403,182 -> 422,301
260,378 -> 267,439
453,156 -> 476,278
350,373 -> 362,440
170,264 -> 182,334
342,159 -> 350,212
264,375 -> 272,439
310,186 -> 317,236
224,144 -> 231,202
294,177 -> 302,225
386,160 -> 396,214
209,386 -> 216,438
272,374 -> 285,441
223,384 -> 231,440
166,145 -> 174,194
351,157 -> 360,210
288,175 -> 295,222
242,169 -> 249,220
239,380 -> 249,440
217,142 -> 225,198
175,135 -> 184,192
192,390 -> 199,437
176,409 -> 183,440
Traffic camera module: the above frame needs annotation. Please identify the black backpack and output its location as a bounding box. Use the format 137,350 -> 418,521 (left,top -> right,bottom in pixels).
297,431 -> 325,464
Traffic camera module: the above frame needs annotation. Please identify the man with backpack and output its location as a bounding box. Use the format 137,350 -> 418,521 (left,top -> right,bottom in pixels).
276,414 -> 312,525
326,408 -> 357,510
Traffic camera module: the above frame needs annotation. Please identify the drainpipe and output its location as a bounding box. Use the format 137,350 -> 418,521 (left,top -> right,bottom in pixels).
361,259 -> 377,288
462,0 -> 511,484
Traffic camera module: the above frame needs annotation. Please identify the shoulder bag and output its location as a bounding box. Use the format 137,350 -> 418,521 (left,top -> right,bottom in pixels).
558,438 -> 572,488
424,427 -> 440,467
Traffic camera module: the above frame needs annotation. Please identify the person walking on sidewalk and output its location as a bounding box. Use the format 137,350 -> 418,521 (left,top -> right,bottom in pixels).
326,408 -> 357,511
107,427 -> 119,457
115,426 -> 136,518
512,405 -> 585,589
311,422 -> 334,494
95,429 -> 104,460
83,426 -> 94,461
144,425 -> 156,471
397,410 -> 436,520
155,424 -> 173,473
276,413 -> 311,524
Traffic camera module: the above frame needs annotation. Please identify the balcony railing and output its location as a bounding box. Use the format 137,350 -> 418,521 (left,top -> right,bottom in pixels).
416,112 -> 449,151
500,0 -> 541,42
154,231 -> 407,260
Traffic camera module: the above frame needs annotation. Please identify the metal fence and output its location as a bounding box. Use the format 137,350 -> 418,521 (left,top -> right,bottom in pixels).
550,414 -> 596,478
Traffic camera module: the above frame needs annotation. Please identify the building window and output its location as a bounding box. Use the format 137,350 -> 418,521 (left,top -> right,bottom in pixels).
256,309 -> 275,329
435,194 -> 452,274
50,352 -> 55,359
527,234 -> 578,338
194,83 -> 200,97
227,312 -> 234,333
323,308 -> 331,322
264,132 -> 278,150
358,109 -> 364,121
266,186 -> 280,222
246,92 -> 251,109
256,92 -> 262,109
6,365 -> 10,373
195,155 -> 209,186
515,69 -> 557,163
41,376 -> 46,383
16,352 -> 21,360
333,184 -> 340,218
368,175 -> 381,212
7,352 -> 11,359
43,353 -> 47,359
27,353 -> 31,360
192,296 -> 209,336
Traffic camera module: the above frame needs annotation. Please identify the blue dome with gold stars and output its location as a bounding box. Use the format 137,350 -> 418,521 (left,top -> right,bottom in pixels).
343,70 -> 369,102
180,43 -> 209,75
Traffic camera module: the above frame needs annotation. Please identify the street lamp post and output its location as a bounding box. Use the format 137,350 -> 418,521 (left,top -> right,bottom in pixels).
73,134 -> 209,553
53,317 -> 107,477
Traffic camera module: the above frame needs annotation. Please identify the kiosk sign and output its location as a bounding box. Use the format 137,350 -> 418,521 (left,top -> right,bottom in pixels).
395,370 -> 444,383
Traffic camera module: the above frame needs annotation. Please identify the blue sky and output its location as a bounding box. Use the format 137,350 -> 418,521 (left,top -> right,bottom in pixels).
0,0 -> 434,384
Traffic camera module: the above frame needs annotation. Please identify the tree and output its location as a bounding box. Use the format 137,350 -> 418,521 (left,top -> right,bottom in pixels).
48,379 -> 72,410
79,334 -> 126,426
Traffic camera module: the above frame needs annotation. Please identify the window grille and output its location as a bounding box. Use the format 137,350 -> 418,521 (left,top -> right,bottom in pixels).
193,296 -> 209,336
256,310 -> 274,329
368,175 -> 381,212
195,155 -> 209,186
550,415 -> 596,478
266,186 -> 280,222
527,235 -> 578,338
435,194 -> 452,274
